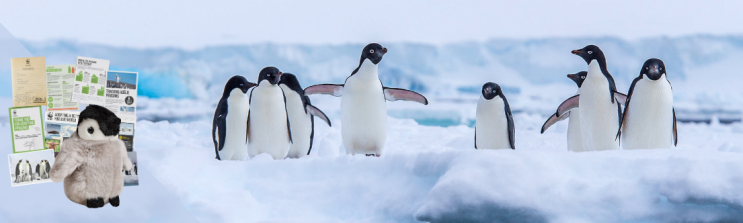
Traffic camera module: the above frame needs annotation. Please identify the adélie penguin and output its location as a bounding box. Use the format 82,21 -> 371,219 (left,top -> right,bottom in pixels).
279,73 -> 332,158
571,45 -> 627,151
247,67 -> 293,160
212,75 -> 257,160
541,71 -> 588,152
475,82 -> 515,150
304,43 -> 428,157
618,58 -> 677,149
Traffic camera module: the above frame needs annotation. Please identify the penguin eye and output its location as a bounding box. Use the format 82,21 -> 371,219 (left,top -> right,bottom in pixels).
369,49 -> 374,53
659,67 -> 663,70
581,76 -> 585,79
646,67 -> 649,70
87,127 -> 94,134
588,51 -> 593,54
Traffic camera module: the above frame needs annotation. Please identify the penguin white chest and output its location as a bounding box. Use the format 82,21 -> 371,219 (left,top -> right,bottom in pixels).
248,83 -> 291,160
341,60 -> 387,155
622,77 -> 674,149
578,60 -> 619,151
219,88 -> 250,160
281,86 -> 314,158
475,96 -> 511,149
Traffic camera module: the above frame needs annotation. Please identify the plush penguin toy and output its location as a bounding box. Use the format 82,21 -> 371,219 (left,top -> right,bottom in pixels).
50,105 -> 132,208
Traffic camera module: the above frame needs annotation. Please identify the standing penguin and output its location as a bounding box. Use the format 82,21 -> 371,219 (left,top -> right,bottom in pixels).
279,73 -> 332,158
247,67 -> 293,160
541,71 -> 588,152
304,43 -> 428,157
571,45 -> 627,151
14,160 -> 22,183
212,76 -> 257,160
618,58 -> 677,149
25,160 -> 33,182
475,82 -> 515,150
36,161 -> 41,179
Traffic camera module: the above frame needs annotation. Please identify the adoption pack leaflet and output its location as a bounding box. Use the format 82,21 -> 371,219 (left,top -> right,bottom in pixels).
105,71 -> 138,123
11,57 -> 47,107
46,64 -> 79,111
9,106 -> 45,153
44,111 -> 80,156
71,57 -> 109,105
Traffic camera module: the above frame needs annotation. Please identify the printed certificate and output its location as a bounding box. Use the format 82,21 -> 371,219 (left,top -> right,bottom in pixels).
11,57 -> 47,107
46,64 -> 79,110
71,56 -> 109,105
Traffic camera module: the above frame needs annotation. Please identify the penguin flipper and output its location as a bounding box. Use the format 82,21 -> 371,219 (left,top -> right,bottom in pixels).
617,76 -> 641,140
614,92 -> 628,105
556,95 -> 580,117
673,108 -> 678,146
304,84 -> 344,97
503,96 -> 516,150
474,127 -> 477,149
541,111 -> 570,134
35,164 -> 39,176
306,104 -> 331,127
212,100 -> 228,160
282,88 -> 293,144
383,87 -> 428,105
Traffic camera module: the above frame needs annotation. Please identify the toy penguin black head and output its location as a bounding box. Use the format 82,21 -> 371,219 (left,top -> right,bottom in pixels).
77,104 -> 121,140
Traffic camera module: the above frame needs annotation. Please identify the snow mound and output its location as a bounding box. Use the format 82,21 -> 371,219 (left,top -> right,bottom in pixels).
135,113 -> 743,222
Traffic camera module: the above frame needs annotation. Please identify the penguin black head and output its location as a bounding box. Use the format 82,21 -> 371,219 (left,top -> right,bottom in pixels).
222,75 -> 256,98
571,45 -> 605,65
77,104 -> 121,141
641,58 -> 666,81
258,66 -> 282,85
567,71 -> 588,87
279,73 -> 304,95
481,82 -> 503,100
360,43 -> 387,65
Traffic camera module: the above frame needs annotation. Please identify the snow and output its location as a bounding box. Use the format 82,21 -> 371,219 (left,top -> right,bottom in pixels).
121,112 -> 743,222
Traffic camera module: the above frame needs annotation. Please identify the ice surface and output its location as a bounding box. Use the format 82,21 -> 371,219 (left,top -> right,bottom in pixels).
124,112 -> 743,222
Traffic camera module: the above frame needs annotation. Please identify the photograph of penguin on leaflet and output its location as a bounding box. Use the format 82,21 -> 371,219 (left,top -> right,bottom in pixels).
7,150 -> 54,187
124,151 -> 138,186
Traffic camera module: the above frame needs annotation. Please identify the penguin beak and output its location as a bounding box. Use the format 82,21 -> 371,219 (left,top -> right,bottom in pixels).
567,74 -> 574,79
381,48 -> 388,54
647,65 -> 662,80
571,49 -> 581,55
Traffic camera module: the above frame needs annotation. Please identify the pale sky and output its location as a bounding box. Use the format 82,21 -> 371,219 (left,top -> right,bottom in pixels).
1,0 -> 742,49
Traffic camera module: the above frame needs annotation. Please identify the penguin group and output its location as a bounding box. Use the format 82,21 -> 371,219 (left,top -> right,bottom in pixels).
541,45 -> 678,151
212,43 -> 678,159
212,43 -> 427,160
14,159 -> 51,183
211,68 -> 335,160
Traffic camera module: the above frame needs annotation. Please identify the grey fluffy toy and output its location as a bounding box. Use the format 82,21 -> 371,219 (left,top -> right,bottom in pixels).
50,104 -> 132,208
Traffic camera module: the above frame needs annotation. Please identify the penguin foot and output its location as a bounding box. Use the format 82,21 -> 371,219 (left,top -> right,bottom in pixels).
86,197 -> 105,208
109,196 -> 120,207
365,154 -> 375,157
